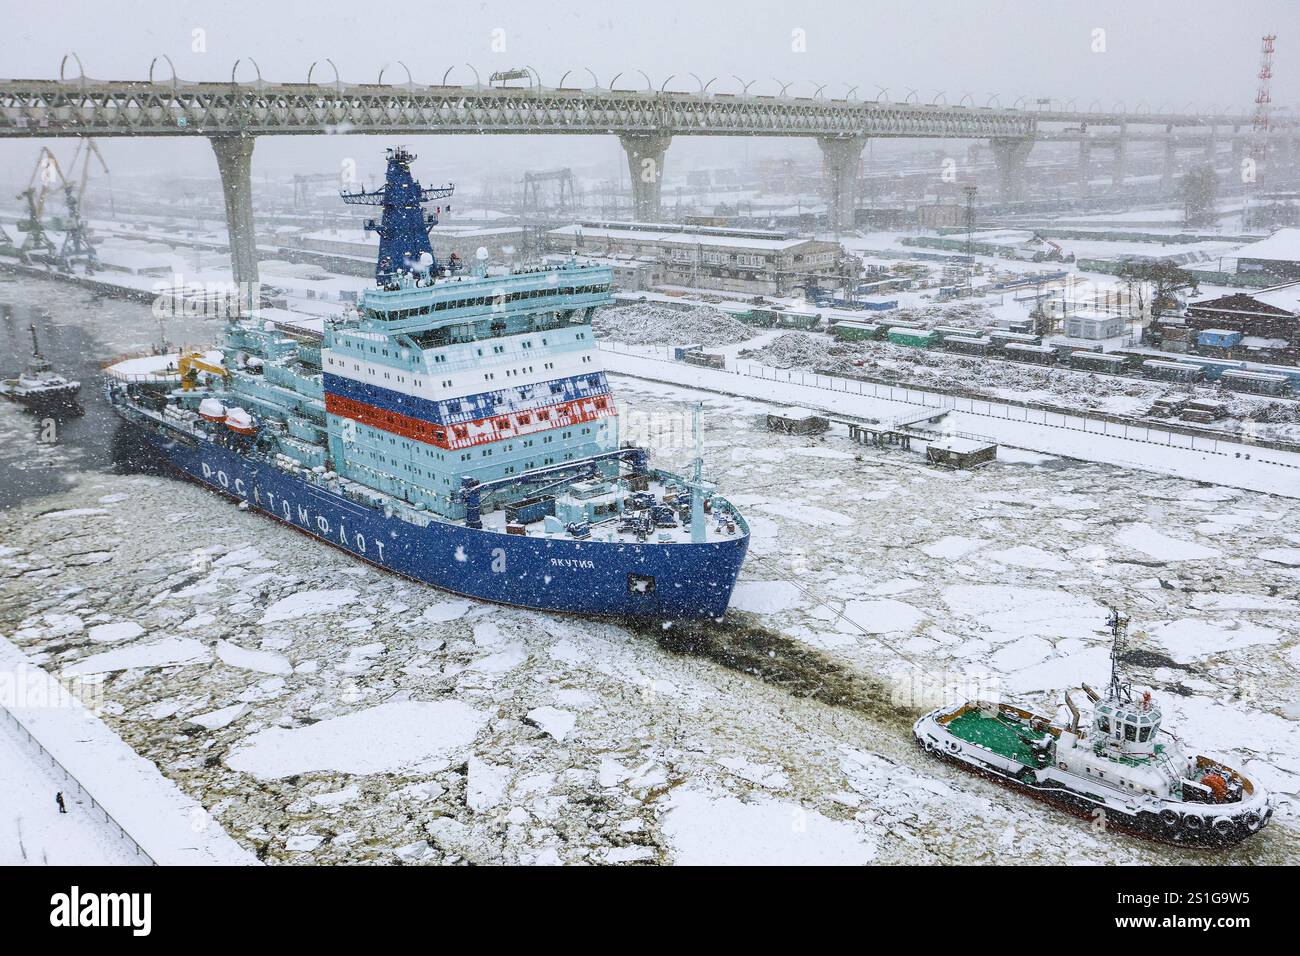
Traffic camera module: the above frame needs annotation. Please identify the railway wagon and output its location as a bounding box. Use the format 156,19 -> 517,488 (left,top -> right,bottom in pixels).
1069,352 -> 1131,374
1173,356 -> 1247,381
1219,369 -> 1292,396
887,328 -> 942,348
831,320 -> 884,342
941,334 -> 990,356
987,330 -> 1042,353
1142,359 -> 1205,384
932,325 -> 981,339
1003,342 -> 1058,365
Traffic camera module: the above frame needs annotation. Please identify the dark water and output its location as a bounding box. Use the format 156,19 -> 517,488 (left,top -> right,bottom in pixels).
0,274 -> 211,508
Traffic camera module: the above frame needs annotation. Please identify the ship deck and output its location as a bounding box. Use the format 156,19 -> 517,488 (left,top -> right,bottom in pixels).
945,709 -> 1041,767
475,479 -> 745,546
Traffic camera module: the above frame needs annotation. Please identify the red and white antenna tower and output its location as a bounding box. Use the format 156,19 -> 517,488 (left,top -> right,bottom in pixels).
1249,34 -> 1277,183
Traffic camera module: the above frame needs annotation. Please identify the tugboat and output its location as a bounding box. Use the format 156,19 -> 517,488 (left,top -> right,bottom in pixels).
0,323 -> 83,415
103,147 -> 749,619
914,609 -> 1274,848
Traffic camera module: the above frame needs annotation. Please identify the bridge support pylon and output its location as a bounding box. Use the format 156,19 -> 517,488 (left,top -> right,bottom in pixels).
209,134 -> 259,313
1077,131 -> 1091,199
619,133 -> 672,222
989,137 -> 1033,204
1161,131 -> 1177,195
817,136 -> 867,235
1112,130 -> 1128,194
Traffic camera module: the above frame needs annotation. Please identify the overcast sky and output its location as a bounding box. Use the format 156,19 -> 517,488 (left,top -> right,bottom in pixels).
1,0 -> 1295,184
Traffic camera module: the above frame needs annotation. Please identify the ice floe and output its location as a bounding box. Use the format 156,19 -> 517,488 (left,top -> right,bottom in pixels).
64,637 -> 211,676
225,700 -> 488,780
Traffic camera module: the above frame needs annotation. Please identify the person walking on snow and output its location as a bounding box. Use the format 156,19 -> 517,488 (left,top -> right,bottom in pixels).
56,792 -> 66,814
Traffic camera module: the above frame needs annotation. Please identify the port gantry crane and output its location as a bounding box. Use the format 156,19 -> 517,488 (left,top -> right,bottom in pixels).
13,140 -> 109,270
58,138 -> 109,272
15,146 -> 63,261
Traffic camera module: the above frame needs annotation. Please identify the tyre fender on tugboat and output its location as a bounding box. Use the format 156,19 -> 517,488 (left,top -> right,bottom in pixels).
1159,808 -> 1180,829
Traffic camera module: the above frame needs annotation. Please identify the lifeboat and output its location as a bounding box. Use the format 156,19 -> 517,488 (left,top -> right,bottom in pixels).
198,397 -> 227,422
223,406 -> 257,435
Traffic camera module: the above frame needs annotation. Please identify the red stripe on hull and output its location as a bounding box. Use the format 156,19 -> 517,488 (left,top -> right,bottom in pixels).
325,392 -> 616,450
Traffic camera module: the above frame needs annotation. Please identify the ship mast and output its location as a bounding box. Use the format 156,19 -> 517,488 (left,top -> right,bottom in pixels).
340,146 -> 455,284
28,323 -> 42,359
1106,606 -> 1132,701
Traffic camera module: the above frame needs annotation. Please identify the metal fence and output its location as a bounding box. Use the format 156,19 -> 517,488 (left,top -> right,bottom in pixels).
0,706 -> 156,865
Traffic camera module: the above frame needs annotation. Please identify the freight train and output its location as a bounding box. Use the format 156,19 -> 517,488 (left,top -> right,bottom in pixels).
828,320 -> 1298,397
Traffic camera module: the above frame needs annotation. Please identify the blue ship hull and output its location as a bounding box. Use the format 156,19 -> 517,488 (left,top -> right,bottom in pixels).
119,416 -> 748,620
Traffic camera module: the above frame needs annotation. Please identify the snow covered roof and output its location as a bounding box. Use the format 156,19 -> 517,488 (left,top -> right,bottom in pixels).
1239,228 -> 1300,263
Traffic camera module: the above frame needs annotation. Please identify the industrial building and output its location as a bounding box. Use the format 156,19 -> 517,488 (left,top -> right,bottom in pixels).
1181,283 -> 1300,364
1063,309 -> 1129,340
545,221 -> 843,295
1235,228 -> 1300,282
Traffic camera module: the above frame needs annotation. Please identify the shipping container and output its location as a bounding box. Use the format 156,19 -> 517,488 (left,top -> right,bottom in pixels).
1197,328 -> 1244,349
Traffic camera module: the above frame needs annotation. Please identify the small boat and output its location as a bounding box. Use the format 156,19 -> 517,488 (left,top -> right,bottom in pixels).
914,609 -> 1274,848
0,323 -> 83,415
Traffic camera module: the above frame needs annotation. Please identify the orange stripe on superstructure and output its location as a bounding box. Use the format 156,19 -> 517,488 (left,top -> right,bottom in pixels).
325,392 -> 616,450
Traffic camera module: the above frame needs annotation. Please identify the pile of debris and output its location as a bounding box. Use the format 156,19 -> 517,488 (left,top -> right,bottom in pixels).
592,302 -> 754,346
888,303 -> 992,330
739,332 -> 846,369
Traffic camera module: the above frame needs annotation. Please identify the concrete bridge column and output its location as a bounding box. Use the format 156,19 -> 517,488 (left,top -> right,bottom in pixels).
1161,132 -> 1177,195
209,134 -> 259,312
989,137 -> 1033,204
1231,137 -> 1246,182
816,135 -> 867,235
619,133 -> 672,222
1077,132 -> 1091,198
1112,135 -> 1128,194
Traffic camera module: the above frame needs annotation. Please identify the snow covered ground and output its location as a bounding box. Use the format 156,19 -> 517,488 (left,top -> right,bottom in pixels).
0,713 -> 143,865
1,374 -> 1297,865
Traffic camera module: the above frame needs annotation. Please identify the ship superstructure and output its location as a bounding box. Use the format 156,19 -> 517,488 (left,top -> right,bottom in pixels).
914,610 -> 1273,848
105,147 -> 749,618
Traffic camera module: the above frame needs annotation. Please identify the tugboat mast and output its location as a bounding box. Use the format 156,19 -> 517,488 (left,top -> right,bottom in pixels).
1106,606 -> 1132,701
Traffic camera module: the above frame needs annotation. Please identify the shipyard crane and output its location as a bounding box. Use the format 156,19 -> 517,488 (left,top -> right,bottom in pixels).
58,138 -> 109,271
14,147 -> 65,261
